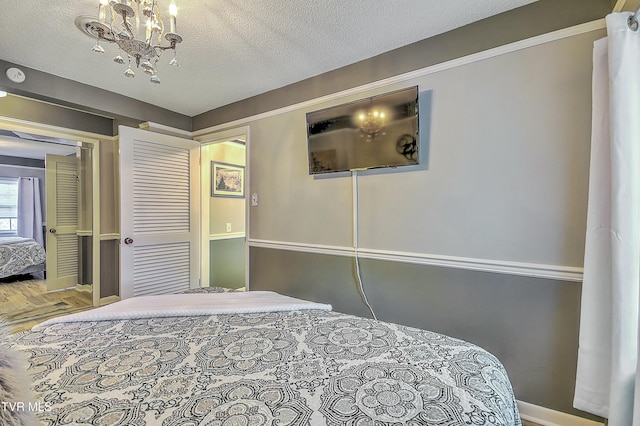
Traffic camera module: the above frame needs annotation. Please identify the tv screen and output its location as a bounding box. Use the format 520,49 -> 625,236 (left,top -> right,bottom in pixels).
306,86 -> 419,175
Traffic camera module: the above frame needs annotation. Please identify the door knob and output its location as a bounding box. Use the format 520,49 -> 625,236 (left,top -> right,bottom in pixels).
124,237 -> 134,245
49,228 -> 57,234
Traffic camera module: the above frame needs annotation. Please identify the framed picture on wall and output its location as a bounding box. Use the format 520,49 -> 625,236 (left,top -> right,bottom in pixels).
212,162 -> 245,198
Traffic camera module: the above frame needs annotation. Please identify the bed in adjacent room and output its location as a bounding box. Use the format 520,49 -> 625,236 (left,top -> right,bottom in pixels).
7,288 -> 521,425
0,237 -> 46,280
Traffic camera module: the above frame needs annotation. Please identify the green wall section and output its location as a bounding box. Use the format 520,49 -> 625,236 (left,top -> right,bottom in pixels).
210,238 -> 245,289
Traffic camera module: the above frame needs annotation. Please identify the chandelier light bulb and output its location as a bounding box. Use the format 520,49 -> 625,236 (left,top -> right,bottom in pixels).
169,3 -> 177,33
98,0 -> 108,21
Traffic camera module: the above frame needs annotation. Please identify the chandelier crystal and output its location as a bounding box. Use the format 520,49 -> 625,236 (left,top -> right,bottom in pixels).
75,0 -> 183,84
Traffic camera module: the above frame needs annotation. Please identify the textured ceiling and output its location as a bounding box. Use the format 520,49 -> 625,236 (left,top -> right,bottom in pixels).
0,1 -> 536,117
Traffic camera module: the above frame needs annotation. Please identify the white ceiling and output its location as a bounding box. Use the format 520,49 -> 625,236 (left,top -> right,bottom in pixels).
0,1 -> 537,117
0,132 -> 79,160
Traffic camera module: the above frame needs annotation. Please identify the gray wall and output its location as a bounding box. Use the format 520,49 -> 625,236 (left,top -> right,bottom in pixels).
0,94 -> 114,136
248,30 -> 597,265
244,28 -> 604,421
0,60 -> 191,133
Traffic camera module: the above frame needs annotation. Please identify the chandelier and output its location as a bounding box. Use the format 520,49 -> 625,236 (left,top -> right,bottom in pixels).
75,0 -> 183,84
357,109 -> 386,141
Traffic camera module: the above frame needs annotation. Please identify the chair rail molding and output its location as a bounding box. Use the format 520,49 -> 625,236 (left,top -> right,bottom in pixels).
248,239 -> 584,282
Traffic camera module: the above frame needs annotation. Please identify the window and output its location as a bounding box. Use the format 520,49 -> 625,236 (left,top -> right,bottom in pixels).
0,177 -> 18,235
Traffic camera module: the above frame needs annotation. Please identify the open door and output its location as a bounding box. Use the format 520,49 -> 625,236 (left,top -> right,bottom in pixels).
119,126 -> 200,299
45,154 -> 79,291
198,128 -> 248,291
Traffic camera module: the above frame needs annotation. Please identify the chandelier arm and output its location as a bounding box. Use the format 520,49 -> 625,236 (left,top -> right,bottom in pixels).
97,30 -> 117,44
121,12 -> 136,40
154,44 -> 176,52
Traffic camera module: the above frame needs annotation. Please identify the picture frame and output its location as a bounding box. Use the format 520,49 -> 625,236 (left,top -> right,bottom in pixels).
211,161 -> 245,198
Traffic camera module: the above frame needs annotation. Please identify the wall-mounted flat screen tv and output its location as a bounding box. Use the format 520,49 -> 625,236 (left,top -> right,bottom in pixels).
306,86 -> 419,175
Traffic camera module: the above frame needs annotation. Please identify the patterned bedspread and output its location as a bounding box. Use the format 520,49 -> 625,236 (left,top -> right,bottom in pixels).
8,290 -> 521,425
0,237 -> 46,278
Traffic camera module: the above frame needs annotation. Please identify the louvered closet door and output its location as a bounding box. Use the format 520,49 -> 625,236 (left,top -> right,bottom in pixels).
119,126 -> 200,299
45,154 -> 79,291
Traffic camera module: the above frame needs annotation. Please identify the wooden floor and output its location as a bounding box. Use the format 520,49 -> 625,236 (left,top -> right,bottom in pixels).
0,275 -> 93,333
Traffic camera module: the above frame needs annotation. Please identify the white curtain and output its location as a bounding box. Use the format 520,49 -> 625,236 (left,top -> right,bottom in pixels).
574,13 -> 640,425
17,177 -> 44,247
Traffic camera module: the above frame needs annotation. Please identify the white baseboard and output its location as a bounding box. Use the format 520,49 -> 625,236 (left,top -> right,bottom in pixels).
518,401 -> 604,426
99,295 -> 120,306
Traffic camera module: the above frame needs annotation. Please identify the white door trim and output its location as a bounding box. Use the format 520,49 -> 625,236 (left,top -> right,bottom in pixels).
196,126 -> 250,290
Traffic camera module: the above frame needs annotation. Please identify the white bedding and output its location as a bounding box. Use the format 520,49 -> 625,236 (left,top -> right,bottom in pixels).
33,291 -> 332,329
0,236 -> 46,279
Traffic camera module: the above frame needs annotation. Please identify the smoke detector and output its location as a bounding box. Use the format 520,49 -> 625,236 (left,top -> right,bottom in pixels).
6,67 -> 25,84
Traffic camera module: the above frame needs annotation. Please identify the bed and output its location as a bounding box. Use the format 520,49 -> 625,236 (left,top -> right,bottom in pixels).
0,237 -> 46,279
7,288 -> 522,425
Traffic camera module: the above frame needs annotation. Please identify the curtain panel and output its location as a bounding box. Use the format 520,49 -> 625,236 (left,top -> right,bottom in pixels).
574,12 -> 640,426
17,176 -> 44,246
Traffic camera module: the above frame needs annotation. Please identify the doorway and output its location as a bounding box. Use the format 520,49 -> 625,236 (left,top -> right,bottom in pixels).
0,117 -> 101,329
198,127 -> 248,291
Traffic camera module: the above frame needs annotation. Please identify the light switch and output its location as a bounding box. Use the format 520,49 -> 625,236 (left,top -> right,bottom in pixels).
251,193 -> 258,207
226,223 -> 232,232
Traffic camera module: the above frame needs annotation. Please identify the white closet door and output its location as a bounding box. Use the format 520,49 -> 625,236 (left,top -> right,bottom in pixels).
119,126 -> 200,299
45,154 -> 79,291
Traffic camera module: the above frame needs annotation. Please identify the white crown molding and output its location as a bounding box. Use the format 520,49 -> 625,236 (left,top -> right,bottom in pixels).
192,19 -> 605,137
248,239 -> 584,282
0,163 -> 43,170
139,121 -> 194,138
